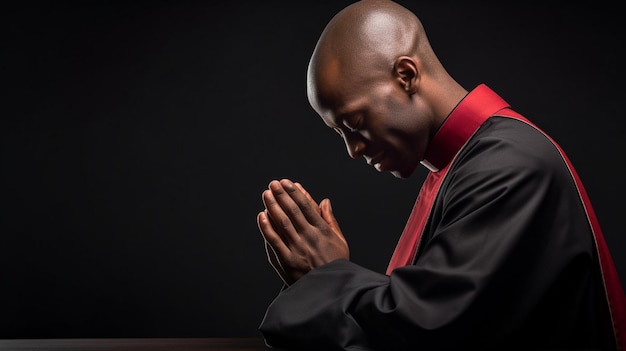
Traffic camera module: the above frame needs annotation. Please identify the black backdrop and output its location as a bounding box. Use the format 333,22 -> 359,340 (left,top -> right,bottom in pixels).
2,0 -> 624,339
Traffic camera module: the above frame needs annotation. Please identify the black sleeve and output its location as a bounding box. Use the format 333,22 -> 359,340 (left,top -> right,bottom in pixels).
259,120 -> 596,350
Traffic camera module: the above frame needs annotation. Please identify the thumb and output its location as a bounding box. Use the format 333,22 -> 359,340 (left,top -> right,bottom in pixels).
320,198 -> 346,243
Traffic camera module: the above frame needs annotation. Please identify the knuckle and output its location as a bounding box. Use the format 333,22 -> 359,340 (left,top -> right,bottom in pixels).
278,217 -> 291,229
305,229 -> 319,243
287,203 -> 301,216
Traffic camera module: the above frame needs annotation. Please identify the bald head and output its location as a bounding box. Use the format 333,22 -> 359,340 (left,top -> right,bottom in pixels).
307,0 -> 440,112
305,1 -> 467,178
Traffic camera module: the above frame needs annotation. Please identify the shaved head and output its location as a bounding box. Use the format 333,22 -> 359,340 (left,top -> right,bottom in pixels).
305,0 -> 467,179
307,0 -> 439,113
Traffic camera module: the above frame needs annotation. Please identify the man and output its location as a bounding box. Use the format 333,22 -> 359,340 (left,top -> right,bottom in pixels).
256,1 -> 625,350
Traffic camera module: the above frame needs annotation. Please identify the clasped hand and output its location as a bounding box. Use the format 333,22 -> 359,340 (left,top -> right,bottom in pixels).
257,179 -> 349,285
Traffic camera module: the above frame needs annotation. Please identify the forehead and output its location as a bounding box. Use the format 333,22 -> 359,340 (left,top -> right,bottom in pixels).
308,58 -> 358,120
308,57 -> 341,104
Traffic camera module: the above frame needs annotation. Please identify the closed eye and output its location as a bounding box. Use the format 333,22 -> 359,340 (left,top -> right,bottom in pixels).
343,117 -> 362,133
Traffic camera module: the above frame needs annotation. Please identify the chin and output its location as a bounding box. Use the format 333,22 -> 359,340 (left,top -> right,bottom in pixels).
391,172 -> 404,179
391,169 -> 410,179
391,163 -> 418,179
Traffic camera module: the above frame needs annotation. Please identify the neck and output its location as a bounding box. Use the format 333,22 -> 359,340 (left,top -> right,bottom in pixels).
429,78 -> 468,133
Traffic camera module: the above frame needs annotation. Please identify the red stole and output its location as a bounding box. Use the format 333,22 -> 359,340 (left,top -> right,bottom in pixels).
386,84 -> 625,349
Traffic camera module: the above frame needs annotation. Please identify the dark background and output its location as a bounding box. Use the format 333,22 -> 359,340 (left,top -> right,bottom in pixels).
2,0 -> 624,339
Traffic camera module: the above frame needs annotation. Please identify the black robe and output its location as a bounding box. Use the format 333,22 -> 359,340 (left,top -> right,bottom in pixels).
259,85 -> 625,350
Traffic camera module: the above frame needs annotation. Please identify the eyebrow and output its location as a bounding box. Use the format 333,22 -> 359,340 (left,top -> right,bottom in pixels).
322,112 -> 346,129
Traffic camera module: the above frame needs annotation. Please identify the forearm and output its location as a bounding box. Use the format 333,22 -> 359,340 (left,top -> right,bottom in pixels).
259,259 -> 386,351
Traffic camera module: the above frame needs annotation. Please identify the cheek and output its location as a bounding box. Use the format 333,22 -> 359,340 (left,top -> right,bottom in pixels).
381,94 -> 419,143
378,91 -> 427,167
366,84 -> 420,147
367,86 -> 403,127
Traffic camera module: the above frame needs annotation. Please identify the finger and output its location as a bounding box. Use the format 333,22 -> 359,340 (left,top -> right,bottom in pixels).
262,187 -> 301,245
259,210 -> 291,283
257,210 -> 292,260
268,180 -> 309,231
265,240 -> 291,285
294,182 -> 321,214
265,240 -> 281,272
274,179 -> 324,229
320,198 -> 348,245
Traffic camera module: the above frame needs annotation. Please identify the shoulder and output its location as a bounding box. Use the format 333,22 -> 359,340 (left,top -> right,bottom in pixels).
453,116 -> 567,176
442,115 -> 579,204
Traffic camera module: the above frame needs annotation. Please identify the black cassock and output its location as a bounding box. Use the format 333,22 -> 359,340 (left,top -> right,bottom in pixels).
259,85 -> 625,350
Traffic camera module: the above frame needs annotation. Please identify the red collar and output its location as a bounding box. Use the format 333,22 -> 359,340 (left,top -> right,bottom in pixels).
421,84 -> 511,172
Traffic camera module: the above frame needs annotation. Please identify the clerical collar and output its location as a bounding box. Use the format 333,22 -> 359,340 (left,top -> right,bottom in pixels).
420,84 -> 511,172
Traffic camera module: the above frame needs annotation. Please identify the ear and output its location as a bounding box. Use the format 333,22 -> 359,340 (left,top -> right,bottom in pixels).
393,56 -> 419,95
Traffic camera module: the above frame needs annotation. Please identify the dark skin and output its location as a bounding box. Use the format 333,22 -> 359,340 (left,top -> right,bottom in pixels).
258,0 -> 468,285
258,180 -> 347,285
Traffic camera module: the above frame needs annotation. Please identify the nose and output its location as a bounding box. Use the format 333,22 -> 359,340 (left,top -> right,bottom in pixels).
343,133 -> 366,159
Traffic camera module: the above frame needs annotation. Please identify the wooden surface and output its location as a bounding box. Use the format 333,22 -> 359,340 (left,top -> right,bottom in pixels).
0,338 -> 272,350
